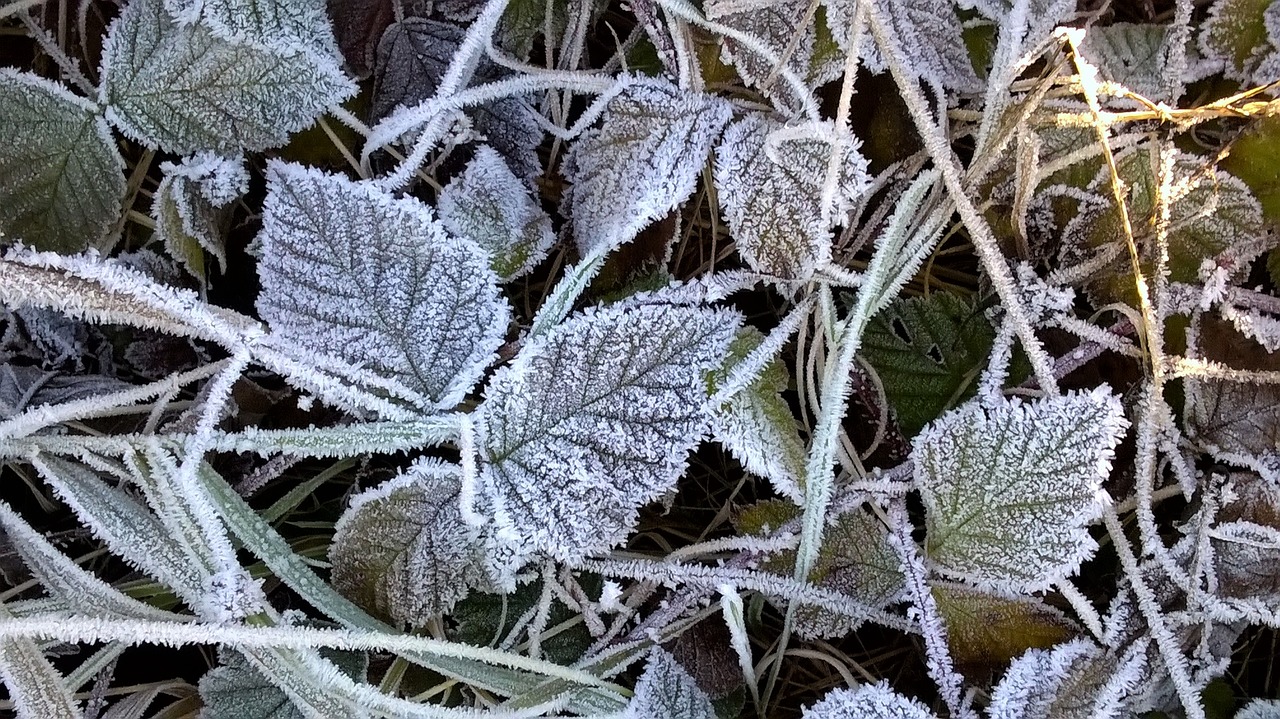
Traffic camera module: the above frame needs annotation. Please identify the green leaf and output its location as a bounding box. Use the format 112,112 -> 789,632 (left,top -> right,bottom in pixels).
152,154 -> 246,281
622,649 -> 716,719
915,389 -> 1127,593
1221,116 -> 1280,229
330,461 -> 489,628
479,302 -> 739,566
450,575 -> 600,666
99,0 -> 355,154
932,583 -> 1076,671
793,507 -> 904,639
710,328 -> 808,502
1078,23 -> 1174,102
861,292 -> 995,437
199,645 -> 366,719
0,70 -> 125,253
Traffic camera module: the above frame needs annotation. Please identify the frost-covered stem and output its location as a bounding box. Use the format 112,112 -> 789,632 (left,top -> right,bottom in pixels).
0,361 -> 228,441
710,297 -> 814,406
18,11 -> 92,95
666,533 -> 797,562
1160,0 -> 1194,103
0,615 -> 621,690
976,317 -> 1017,402
528,241 -> 612,338
576,557 -> 915,630
864,3 -> 1059,394
719,585 -> 762,714
1056,580 -> 1104,642
527,563 -> 557,660
819,1 -> 866,228
653,0 -> 820,121
1101,506 -> 1207,719
887,501 -> 976,719
367,74 -> 614,190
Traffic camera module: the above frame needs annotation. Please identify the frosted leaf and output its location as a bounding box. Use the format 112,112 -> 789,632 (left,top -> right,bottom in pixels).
31,456 -> 205,601
329,0 -> 395,77
622,649 -> 716,719
1206,478 -> 1280,624
329,460 -> 488,628
794,507 -> 904,639
370,19 -> 461,120
860,292 -> 996,437
99,0 -> 356,154
256,162 -> 509,412
153,154 -> 247,278
0,603 -> 80,719
1079,23 -> 1176,103
1239,699 -> 1280,719
708,0 -> 833,110
1186,319 -> 1280,485
801,681 -> 940,719
826,0 -> 978,91
200,646 -> 367,719
1199,0 -> 1277,83
478,302 -> 739,562
932,583 -> 1076,670
988,638 -> 1147,719
1188,378 -> 1280,484
714,114 -> 871,280
1065,146 -> 1271,305
709,328 -> 807,503
164,0 -> 339,56
373,18 -> 544,179
0,70 -> 126,254
0,500 -> 178,622
438,146 -> 554,280
562,79 -> 732,253
914,388 -> 1128,593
